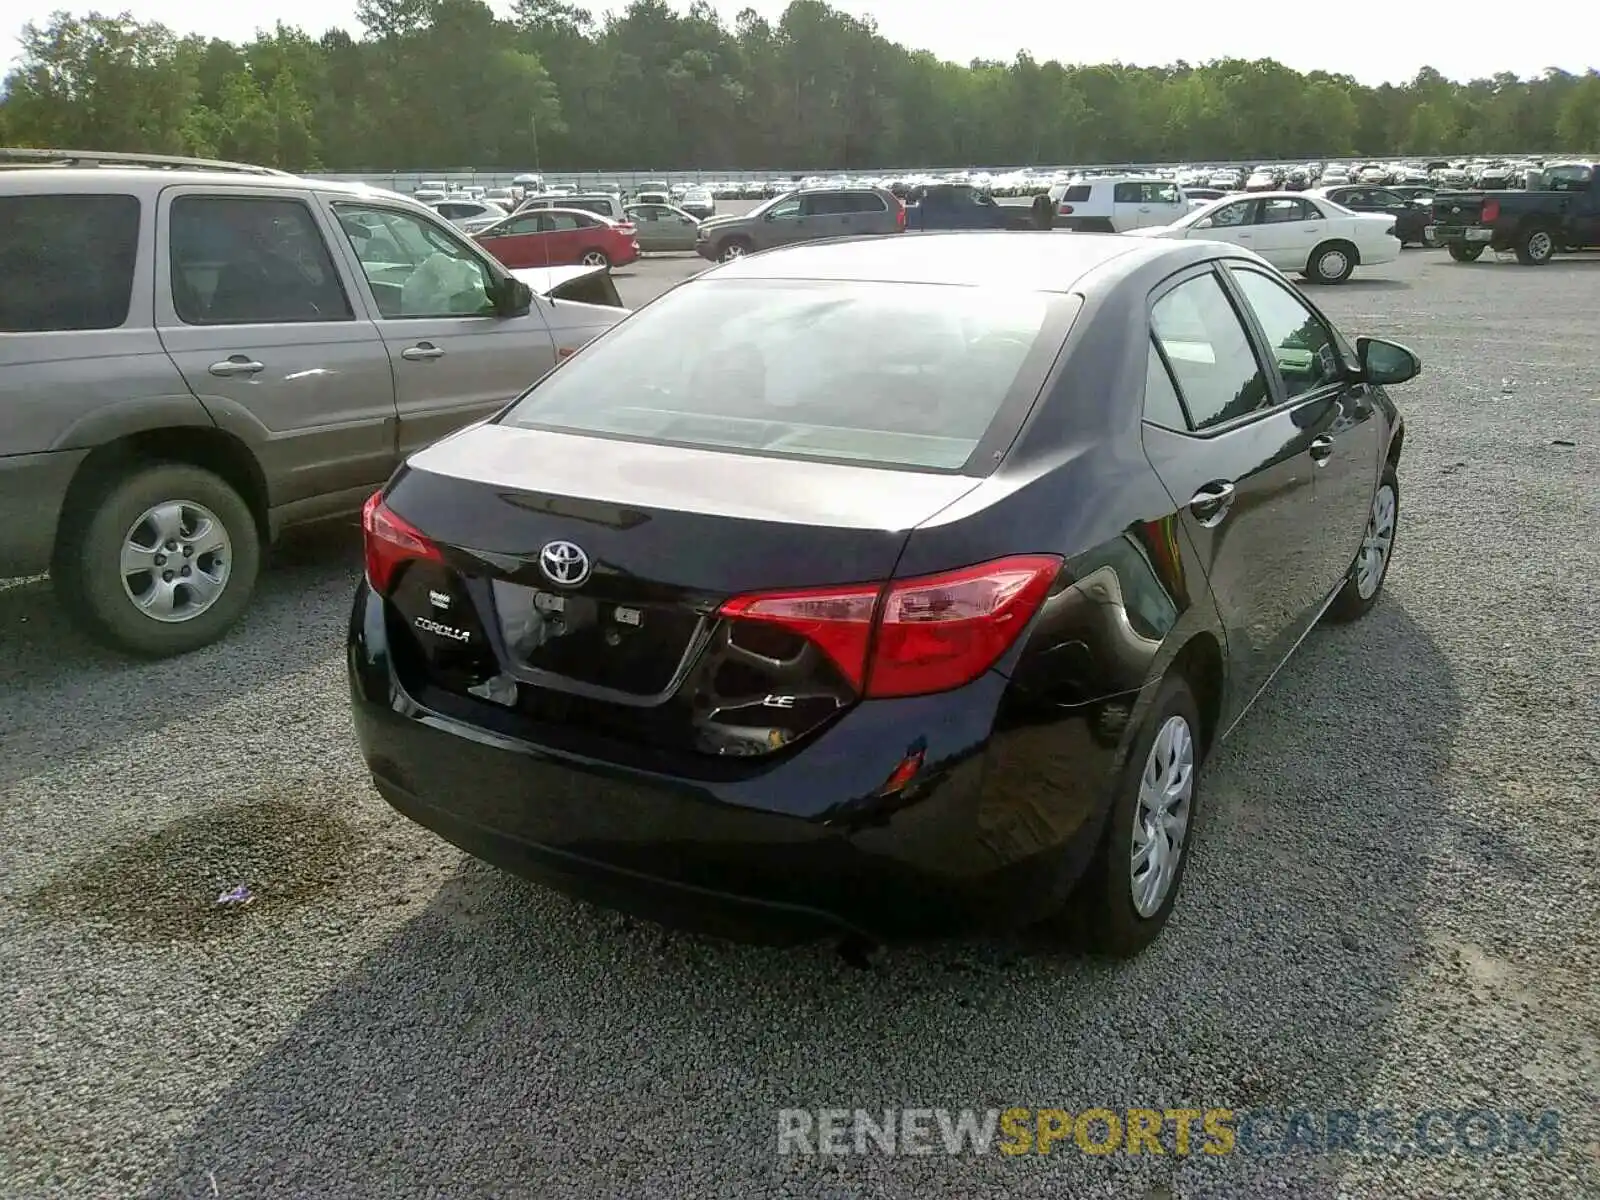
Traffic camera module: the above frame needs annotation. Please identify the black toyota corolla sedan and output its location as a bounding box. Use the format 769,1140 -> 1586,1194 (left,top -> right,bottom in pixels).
348,231 -> 1416,958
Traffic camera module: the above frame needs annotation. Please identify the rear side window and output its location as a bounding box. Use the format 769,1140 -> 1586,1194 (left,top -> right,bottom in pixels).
1113,182 -> 1144,203
0,194 -> 141,332
1150,273 -> 1271,431
1060,185 -> 1092,203
501,279 -> 1066,472
169,196 -> 352,325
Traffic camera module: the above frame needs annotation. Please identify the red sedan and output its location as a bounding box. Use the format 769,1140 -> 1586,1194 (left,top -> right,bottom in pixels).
474,207 -> 640,270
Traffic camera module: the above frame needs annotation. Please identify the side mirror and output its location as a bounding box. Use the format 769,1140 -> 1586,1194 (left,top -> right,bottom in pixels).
1356,336 -> 1421,385
494,276 -> 534,318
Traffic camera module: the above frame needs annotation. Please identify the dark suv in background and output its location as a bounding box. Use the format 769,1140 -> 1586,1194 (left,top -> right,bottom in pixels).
694,186 -> 904,261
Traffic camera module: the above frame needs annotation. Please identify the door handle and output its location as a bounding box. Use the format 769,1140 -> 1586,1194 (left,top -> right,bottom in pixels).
1188,480 -> 1236,527
1309,435 -> 1336,464
208,356 -> 263,377
402,343 -> 445,361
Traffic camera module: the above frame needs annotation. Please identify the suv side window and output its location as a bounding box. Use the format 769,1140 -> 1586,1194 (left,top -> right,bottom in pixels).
1146,183 -> 1180,205
170,195 -> 352,325
842,191 -> 888,212
1059,185 -> 1092,203
767,195 -> 804,219
1228,268 -> 1343,398
333,203 -> 496,319
1150,273 -> 1271,430
1113,182 -> 1144,203
0,194 -> 141,332
1144,339 -> 1189,430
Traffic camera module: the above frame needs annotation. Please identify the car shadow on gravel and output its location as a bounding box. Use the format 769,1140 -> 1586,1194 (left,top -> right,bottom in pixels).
143,601 -> 1459,1200
0,520 -> 363,792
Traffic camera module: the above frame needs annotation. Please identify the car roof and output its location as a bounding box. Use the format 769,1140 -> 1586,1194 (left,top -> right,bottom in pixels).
0,165 -> 422,204
706,230 -> 1172,292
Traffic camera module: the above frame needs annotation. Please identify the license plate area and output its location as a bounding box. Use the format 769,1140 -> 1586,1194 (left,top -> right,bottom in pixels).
490,579 -> 704,697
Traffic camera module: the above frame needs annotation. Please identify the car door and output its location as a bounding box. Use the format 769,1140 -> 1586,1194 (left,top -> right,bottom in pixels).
534,212 -> 592,265
1143,181 -> 1187,227
1112,181 -> 1147,231
1187,198 -> 1259,250
475,212 -> 550,268
323,199 -> 559,458
154,187 -> 398,513
759,193 -> 813,248
1250,198 -> 1324,269
1138,265 -> 1333,721
656,205 -> 701,250
1226,263 -> 1383,589
626,204 -> 666,251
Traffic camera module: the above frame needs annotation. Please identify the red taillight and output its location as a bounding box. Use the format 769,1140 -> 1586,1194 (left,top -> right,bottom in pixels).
716,554 -> 1062,700
362,491 -> 442,595
895,204 -> 906,230
615,222 -> 636,235
1058,204 -> 1074,215
1481,198 -> 1499,223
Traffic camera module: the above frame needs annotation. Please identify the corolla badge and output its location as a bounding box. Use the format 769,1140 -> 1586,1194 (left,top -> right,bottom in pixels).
539,540 -> 591,587
414,616 -> 471,642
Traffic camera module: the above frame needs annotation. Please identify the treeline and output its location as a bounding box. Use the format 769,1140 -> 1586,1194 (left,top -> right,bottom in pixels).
2,1 -> 1598,171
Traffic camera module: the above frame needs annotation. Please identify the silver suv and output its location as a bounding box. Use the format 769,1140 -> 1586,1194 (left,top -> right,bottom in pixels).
0,148 -> 624,658
694,187 -> 905,261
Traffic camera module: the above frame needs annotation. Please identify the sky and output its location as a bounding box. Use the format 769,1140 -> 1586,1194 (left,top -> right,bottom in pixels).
4,0 -> 1598,87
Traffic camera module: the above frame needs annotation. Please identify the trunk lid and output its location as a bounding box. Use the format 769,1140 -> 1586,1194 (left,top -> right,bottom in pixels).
1431,192 -> 1488,224
380,424 -> 983,759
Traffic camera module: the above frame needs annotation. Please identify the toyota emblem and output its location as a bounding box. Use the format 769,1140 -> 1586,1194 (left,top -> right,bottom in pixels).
538,540 -> 591,587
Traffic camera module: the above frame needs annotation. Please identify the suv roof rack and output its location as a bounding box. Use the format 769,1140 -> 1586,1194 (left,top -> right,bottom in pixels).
0,147 -> 295,176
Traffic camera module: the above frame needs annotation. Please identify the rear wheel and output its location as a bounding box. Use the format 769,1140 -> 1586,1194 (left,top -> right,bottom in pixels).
1327,465 -> 1399,623
1447,242 -> 1485,262
55,462 -> 261,658
1513,226 -> 1556,265
1048,672 -> 1203,958
1305,240 -> 1357,284
579,249 -> 612,268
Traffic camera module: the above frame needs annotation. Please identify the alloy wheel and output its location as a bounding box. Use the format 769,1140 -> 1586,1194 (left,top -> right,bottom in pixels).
1130,715 -> 1195,918
581,251 -> 610,267
1356,483 -> 1396,600
119,500 -> 232,623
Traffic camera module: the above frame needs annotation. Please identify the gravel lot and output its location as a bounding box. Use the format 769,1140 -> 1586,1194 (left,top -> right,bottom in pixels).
2,248 -> 1597,1200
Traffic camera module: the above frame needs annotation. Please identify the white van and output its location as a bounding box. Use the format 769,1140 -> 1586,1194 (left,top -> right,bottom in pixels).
1046,176 -> 1188,232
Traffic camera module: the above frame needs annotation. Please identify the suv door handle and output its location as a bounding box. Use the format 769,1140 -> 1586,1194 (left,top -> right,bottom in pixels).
401,343 -> 445,361
1309,435 -> 1336,464
1189,480 -> 1236,527
208,356 -> 263,377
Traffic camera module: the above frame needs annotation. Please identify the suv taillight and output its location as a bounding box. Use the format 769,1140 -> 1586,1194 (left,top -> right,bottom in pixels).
362,492 -> 443,595
1058,203 -> 1074,215
717,555 -> 1062,699
1481,198 -> 1500,223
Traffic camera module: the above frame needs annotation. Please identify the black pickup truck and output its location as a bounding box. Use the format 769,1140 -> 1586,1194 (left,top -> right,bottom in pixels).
1428,162 -> 1600,264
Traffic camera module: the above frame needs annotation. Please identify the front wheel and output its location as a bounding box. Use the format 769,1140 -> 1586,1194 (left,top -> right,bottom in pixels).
1327,465 -> 1399,623
55,462 -> 261,658
1447,242 -> 1485,262
717,238 -> 751,262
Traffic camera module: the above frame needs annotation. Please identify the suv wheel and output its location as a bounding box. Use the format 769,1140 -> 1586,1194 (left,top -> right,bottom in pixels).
57,462 -> 261,658
717,238 -> 751,262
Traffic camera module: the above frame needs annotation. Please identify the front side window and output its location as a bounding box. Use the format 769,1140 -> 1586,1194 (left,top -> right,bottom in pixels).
1229,269 -> 1343,398
169,195 -> 352,325
1150,273 -> 1271,430
1113,182 -> 1144,203
1147,183 -> 1180,205
767,196 -> 804,219
333,203 -> 495,319
1144,340 -> 1189,430
501,279 -> 1061,471
0,194 -> 141,332
1204,200 -> 1254,228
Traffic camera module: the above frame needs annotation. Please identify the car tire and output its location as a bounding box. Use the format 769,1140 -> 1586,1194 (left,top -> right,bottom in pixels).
55,462 -> 261,659
1447,242 -> 1485,262
717,238 -> 752,262
1513,226 -> 1556,265
579,249 -> 612,269
1327,464 -> 1399,623
1049,671 -> 1205,959
1305,240 -> 1357,284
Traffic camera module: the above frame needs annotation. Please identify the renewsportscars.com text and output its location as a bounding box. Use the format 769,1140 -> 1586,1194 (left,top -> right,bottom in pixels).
777,1107 -> 1562,1157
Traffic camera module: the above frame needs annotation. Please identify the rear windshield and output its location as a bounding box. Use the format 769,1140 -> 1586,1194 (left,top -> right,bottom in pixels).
500,279 -> 1066,471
